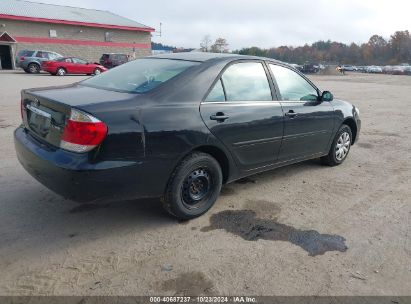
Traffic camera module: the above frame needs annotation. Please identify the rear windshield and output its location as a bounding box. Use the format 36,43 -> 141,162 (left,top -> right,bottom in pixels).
18,50 -> 35,57
81,58 -> 200,93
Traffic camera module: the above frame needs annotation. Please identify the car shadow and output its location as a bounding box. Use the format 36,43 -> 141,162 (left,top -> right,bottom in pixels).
0,158 -> 327,260
0,181 -> 175,260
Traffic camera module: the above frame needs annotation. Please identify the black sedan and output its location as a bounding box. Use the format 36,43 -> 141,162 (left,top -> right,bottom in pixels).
14,53 -> 361,219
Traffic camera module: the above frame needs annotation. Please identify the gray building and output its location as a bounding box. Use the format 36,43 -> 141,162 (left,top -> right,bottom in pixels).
0,0 -> 154,69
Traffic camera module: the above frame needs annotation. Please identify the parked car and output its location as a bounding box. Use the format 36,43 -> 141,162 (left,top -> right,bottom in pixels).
382,65 -> 394,74
16,49 -> 62,73
366,66 -> 383,73
403,66 -> 411,75
341,65 -> 357,72
391,66 -> 406,75
42,57 -> 107,76
14,53 -> 361,219
301,63 -> 319,74
99,53 -> 129,69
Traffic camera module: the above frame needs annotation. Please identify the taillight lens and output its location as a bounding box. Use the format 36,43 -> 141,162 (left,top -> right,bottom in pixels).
20,56 -> 25,61
60,109 -> 107,153
21,99 -> 24,120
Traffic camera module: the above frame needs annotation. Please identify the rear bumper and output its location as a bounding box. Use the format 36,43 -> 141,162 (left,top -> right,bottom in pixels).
14,126 -> 164,202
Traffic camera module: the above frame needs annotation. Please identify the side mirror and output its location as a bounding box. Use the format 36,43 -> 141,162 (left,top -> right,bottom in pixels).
321,91 -> 333,102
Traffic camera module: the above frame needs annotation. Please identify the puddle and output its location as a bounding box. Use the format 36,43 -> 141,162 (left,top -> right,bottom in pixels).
201,210 -> 347,256
160,271 -> 214,295
69,203 -> 109,213
357,142 -> 374,149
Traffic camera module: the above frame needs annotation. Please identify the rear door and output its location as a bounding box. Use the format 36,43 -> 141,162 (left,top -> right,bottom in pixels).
200,61 -> 284,171
268,63 -> 335,161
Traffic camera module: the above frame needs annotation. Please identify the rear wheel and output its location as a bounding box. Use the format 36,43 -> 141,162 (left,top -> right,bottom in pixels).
161,152 -> 222,220
321,124 -> 352,166
56,68 -> 66,76
28,63 -> 40,74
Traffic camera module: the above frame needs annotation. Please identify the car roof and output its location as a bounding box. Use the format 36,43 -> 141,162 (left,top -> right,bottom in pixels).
148,52 -> 283,64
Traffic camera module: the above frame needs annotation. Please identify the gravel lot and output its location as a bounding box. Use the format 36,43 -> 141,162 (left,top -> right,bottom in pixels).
0,70 -> 410,296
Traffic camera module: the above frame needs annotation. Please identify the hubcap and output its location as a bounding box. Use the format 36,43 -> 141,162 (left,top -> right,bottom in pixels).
58,69 -> 65,75
181,168 -> 211,208
335,132 -> 350,161
94,69 -> 101,75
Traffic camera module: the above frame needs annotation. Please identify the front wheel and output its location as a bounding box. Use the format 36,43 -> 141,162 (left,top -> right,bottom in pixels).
321,124 -> 352,166
161,152 -> 223,220
93,68 -> 102,75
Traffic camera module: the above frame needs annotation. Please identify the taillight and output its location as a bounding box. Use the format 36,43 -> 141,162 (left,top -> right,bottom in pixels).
20,56 -> 25,61
21,99 -> 24,120
60,109 -> 107,153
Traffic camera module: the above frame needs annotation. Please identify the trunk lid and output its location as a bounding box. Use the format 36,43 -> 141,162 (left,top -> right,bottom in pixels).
21,83 -> 138,148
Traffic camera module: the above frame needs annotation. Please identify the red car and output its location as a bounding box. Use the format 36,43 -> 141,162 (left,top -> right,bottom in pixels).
42,57 -> 107,76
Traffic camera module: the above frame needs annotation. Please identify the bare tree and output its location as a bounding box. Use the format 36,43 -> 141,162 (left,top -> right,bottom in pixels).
211,37 -> 229,53
200,35 -> 212,52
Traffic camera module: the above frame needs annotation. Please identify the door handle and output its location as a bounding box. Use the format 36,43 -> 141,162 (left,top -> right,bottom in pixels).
285,110 -> 298,118
210,112 -> 229,122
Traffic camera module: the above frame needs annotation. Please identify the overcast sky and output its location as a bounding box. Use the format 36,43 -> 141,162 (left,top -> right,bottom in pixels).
38,0 -> 410,49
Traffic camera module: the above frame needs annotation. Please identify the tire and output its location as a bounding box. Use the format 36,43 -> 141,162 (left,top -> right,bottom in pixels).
23,68 -> 30,73
321,124 -> 353,166
161,152 -> 223,220
28,63 -> 40,74
93,68 -> 102,75
56,68 -> 66,76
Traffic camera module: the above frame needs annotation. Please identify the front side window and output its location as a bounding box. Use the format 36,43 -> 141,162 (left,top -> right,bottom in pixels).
206,79 -> 225,102
72,58 -> 87,64
269,64 -> 318,101
222,62 -> 272,101
81,58 -> 199,93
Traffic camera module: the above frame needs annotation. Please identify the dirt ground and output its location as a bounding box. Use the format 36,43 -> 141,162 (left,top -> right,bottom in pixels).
0,70 -> 410,296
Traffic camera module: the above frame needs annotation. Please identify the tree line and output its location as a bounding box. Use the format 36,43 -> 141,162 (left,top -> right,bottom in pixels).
233,30 -> 411,65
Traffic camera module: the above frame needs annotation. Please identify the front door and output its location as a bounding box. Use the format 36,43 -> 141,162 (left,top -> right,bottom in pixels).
200,61 -> 284,171
72,58 -> 89,74
268,63 -> 335,161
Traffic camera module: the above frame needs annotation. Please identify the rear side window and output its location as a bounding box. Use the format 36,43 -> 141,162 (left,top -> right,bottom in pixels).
222,62 -> 272,101
18,50 -> 35,57
206,80 -> 225,102
48,52 -> 60,60
269,64 -> 318,101
81,58 -> 200,93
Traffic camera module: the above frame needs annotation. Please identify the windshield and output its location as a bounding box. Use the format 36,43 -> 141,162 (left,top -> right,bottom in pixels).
81,58 -> 200,93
